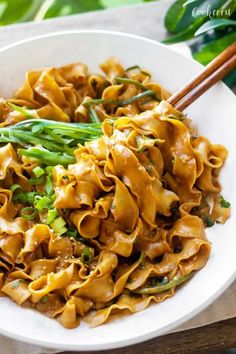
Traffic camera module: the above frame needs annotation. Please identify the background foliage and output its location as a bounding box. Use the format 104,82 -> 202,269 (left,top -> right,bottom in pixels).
0,0 -> 235,86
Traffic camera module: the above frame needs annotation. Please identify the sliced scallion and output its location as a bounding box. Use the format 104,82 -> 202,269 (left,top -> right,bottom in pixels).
33,166 -> 45,178
81,247 -> 93,264
220,195 -> 230,208
29,175 -> 45,185
51,216 -> 67,235
34,195 -> 52,211
45,175 -> 53,196
67,229 -> 78,239
46,208 -> 58,225
20,207 -> 38,221
10,184 -> 22,193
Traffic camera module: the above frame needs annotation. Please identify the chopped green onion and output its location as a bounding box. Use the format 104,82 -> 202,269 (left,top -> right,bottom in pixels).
10,279 -> 21,289
39,295 -> 49,304
45,175 -> 54,196
139,252 -> 145,268
202,215 -> 215,228
13,191 -> 37,204
29,175 -> 45,185
133,274 -> 192,295
27,192 -> 37,204
34,195 -> 52,211
89,107 -> 100,123
111,201 -> 116,209
45,166 -> 54,174
10,184 -> 22,193
220,195 -> 231,208
33,166 -> 45,178
81,247 -> 93,264
51,216 -> 67,235
20,207 -> 38,221
46,208 -> 58,225
67,228 -> 78,239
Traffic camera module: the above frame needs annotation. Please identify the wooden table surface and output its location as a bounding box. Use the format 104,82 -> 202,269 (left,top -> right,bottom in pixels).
0,2 -> 235,353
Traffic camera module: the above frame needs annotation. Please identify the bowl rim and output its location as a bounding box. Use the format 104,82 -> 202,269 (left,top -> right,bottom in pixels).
0,29 -> 235,351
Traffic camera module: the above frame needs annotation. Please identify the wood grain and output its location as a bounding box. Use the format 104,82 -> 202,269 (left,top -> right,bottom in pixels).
63,317 -> 236,354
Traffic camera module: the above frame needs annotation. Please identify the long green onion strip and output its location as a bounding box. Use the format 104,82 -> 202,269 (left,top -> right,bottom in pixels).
121,90 -> 157,105
84,90 -> 157,108
115,77 -> 149,91
7,102 -> 35,117
0,115 -> 103,165
132,273 -> 192,295
89,107 -> 101,123
125,65 -> 151,77
18,147 -> 76,166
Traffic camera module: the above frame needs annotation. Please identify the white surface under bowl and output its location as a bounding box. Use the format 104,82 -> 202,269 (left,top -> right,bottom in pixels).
0,30 -> 235,351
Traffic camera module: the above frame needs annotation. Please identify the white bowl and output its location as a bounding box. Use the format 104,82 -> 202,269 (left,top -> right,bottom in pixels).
0,30 -> 235,351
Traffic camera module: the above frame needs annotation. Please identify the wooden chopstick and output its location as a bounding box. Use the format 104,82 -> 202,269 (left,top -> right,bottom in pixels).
167,42 -> 236,111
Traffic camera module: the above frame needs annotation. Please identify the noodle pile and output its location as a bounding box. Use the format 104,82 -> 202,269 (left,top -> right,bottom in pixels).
0,58 -> 230,329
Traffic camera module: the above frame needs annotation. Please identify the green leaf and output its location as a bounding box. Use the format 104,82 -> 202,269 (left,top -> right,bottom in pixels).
165,0 -> 189,33
183,0 -> 201,7
100,0 -> 143,7
223,69 -> 236,87
36,0 -> 104,20
193,32 -> 236,65
163,17 -> 205,43
0,0 -> 42,25
0,2 -> 7,17
164,0 -> 206,33
164,0 -> 229,34
195,18 -> 236,36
